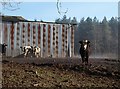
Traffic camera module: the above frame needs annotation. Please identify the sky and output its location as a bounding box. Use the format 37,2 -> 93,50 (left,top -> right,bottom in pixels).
0,1 -> 119,22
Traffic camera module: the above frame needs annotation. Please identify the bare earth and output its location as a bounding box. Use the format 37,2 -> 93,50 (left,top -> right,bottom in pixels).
2,57 -> 120,89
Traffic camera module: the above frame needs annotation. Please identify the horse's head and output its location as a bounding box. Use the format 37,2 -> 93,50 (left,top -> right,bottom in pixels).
79,40 -> 90,50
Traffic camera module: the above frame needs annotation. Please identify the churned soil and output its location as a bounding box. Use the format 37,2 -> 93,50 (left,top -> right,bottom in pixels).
2,57 -> 120,89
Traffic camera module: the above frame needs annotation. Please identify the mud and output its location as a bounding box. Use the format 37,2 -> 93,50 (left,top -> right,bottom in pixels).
2,57 -> 120,88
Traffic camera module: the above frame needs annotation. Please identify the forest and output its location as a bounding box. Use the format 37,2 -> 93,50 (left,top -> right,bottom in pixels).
55,15 -> 119,59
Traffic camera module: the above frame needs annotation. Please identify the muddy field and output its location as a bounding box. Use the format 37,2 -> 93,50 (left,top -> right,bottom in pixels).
2,57 -> 120,89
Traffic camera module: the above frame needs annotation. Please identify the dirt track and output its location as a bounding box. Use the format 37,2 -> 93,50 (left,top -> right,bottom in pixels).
2,57 -> 120,88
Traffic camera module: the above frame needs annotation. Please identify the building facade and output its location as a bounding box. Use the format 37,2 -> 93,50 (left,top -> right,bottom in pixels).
0,16 -> 75,58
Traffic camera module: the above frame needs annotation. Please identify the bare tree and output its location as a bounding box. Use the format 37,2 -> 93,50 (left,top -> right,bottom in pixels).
57,0 -> 68,15
0,0 -> 21,11
0,0 -> 68,17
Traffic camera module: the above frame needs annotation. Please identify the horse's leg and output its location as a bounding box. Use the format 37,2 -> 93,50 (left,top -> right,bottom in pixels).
85,56 -> 88,65
82,58 -> 84,63
81,57 -> 85,66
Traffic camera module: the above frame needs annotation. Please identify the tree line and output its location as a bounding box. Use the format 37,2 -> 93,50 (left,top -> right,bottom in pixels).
55,15 -> 118,58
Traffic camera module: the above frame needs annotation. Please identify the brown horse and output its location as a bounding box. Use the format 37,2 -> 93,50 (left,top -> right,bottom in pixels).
79,40 -> 90,65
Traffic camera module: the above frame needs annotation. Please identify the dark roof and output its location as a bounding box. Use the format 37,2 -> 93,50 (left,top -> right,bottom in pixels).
0,15 -> 77,25
1,15 -> 28,22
